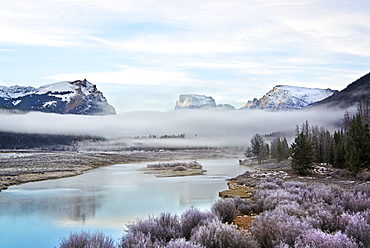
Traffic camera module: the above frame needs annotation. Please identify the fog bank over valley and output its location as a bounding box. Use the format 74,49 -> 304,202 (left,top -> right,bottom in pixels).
0,107 -> 352,147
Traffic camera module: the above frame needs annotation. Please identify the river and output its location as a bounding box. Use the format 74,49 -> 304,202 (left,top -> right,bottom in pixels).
0,159 -> 254,248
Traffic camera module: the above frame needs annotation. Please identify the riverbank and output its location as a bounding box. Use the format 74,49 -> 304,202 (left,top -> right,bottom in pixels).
0,148 -> 243,190
220,159 -> 370,231
220,159 -> 369,198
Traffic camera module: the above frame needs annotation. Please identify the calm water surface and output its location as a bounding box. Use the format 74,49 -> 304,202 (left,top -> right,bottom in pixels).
0,159 -> 254,248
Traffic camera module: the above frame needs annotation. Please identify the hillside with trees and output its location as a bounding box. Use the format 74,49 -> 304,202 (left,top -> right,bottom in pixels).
244,99 -> 370,176
0,131 -> 103,150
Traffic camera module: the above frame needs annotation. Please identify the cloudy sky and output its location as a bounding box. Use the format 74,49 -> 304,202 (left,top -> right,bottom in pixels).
1,0 -> 369,113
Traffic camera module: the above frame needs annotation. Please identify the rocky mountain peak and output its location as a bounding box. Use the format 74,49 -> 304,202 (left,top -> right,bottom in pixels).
241,85 -> 336,111
175,94 -> 217,109
0,79 -> 116,115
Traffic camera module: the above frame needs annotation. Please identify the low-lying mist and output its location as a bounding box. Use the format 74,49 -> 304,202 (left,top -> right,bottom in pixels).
0,107 -> 352,148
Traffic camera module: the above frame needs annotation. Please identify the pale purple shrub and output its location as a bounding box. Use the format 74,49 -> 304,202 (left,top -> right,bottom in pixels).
294,229 -> 357,248
120,232 -> 160,248
274,203 -> 307,219
211,198 -> 236,224
353,183 -> 370,195
251,208 -> 312,248
362,209 -> 370,224
260,189 -> 301,212
165,238 -> 204,248
306,203 -> 345,232
180,207 -> 217,240
341,191 -> 370,212
345,213 -> 370,247
173,166 -> 187,171
122,212 -> 181,246
233,197 -> 255,215
190,220 -> 259,248
58,231 -> 116,248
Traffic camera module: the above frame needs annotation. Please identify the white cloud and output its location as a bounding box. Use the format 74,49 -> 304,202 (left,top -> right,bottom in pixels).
46,66 -> 194,85
0,107 -> 348,147
0,0 -> 369,112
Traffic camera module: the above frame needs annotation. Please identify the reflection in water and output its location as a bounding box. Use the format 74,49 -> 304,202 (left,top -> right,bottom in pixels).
0,188 -> 103,223
0,159 -> 254,248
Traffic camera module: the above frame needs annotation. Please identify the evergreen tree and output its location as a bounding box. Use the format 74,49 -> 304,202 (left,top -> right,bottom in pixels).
250,133 -> 268,163
281,137 -> 290,159
271,137 -> 289,162
345,114 -> 370,173
291,132 -> 314,175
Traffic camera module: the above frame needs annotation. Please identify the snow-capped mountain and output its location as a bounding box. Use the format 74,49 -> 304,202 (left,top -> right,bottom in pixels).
175,94 -> 217,109
175,94 -> 235,109
240,85 -> 337,111
0,79 -> 116,115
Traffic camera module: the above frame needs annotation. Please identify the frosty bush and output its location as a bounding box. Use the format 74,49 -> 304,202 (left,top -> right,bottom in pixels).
120,232 -> 160,248
307,203 -> 345,232
340,191 -> 370,212
233,197 -> 255,215
121,212 -> 181,247
211,198 -> 236,224
190,220 -> 259,248
58,231 -> 115,248
295,229 -> 357,248
173,166 -> 187,171
345,213 -> 370,247
353,182 -> 370,195
251,208 -> 312,248
165,238 -> 204,248
180,207 -> 216,240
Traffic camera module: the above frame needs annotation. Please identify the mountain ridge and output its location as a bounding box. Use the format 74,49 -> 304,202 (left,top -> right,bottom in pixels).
313,72 -> 370,108
240,85 -> 337,111
0,79 -> 116,115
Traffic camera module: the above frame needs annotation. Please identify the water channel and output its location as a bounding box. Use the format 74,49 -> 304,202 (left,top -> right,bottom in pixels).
0,159 -> 254,248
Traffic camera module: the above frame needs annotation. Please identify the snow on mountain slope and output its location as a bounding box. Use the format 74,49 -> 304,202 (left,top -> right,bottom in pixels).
175,94 -> 217,109
241,85 -> 337,111
175,94 -> 236,110
0,79 -> 116,115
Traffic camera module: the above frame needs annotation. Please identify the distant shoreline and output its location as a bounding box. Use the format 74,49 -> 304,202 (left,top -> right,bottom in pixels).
0,148 -> 243,191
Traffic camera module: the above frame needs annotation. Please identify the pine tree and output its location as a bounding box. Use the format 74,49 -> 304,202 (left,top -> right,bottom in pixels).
281,137 -> 290,159
291,132 -> 314,175
345,114 -> 370,173
271,137 -> 290,162
250,133 -> 268,163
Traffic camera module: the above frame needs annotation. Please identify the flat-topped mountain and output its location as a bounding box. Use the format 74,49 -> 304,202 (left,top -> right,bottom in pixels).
175,94 -> 235,110
0,79 -> 116,115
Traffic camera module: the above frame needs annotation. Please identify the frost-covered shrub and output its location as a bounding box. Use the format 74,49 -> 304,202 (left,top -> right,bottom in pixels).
274,202 -> 307,219
173,166 -> 187,171
233,197 -> 255,215
165,238 -> 204,248
120,232 -> 160,248
180,207 -> 217,240
211,198 -> 236,224
260,189 -> 301,212
58,231 -> 116,248
254,178 -> 283,191
353,183 -> 370,195
345,213 -> 370,247
340,191 -> 370,212
190,220 -> 259,248
361,209 -> 370,224
294,229 -> 357,248
306,203 -> 345,232
122,213 -> 181,247
251,208 -> 312,248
